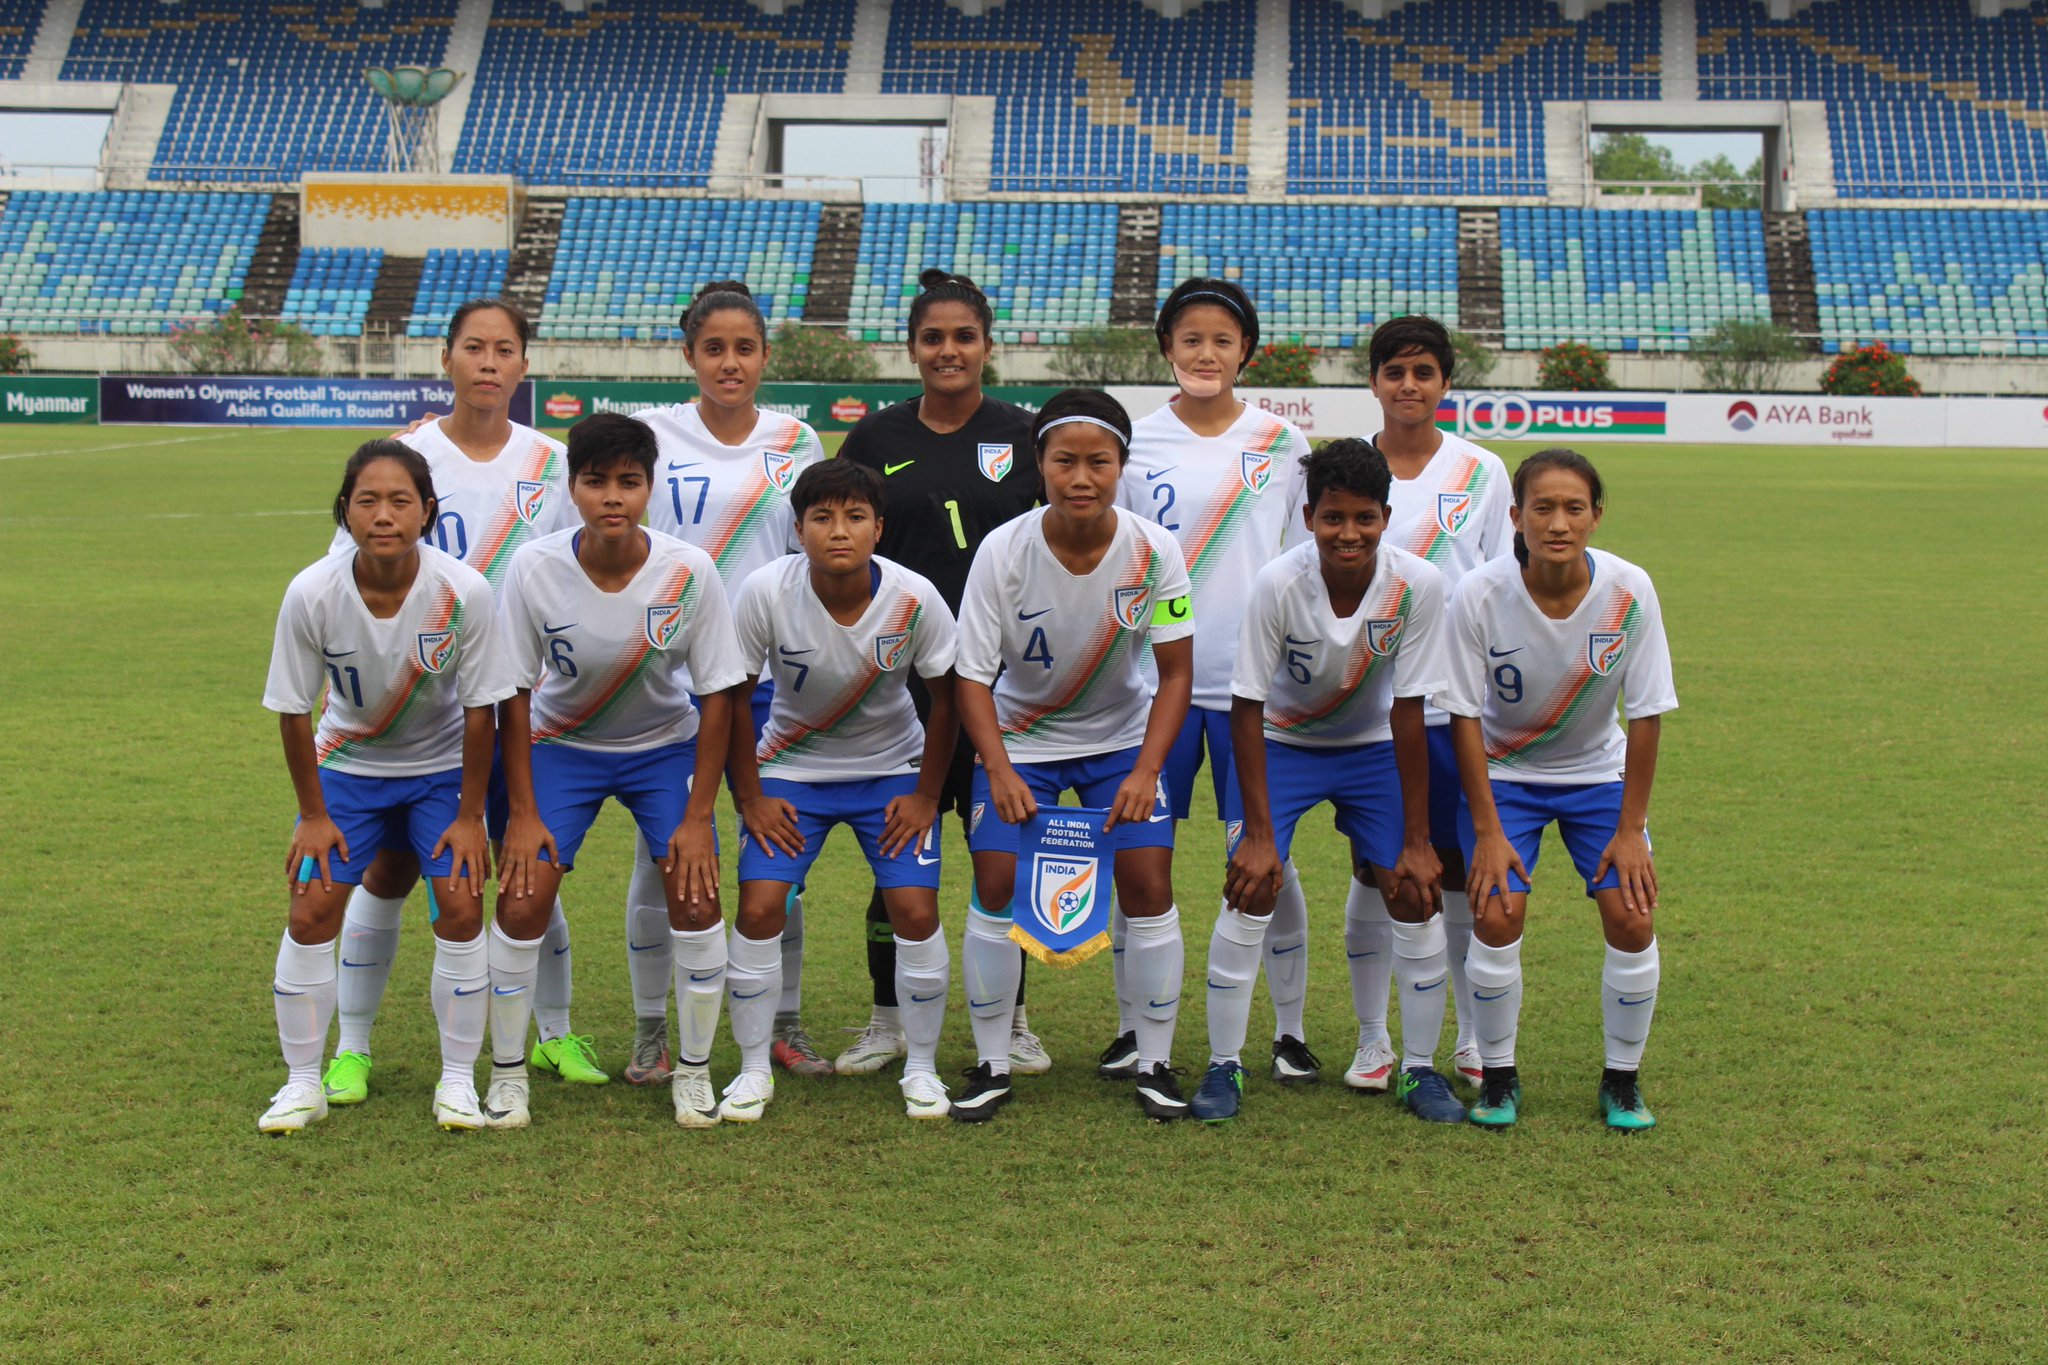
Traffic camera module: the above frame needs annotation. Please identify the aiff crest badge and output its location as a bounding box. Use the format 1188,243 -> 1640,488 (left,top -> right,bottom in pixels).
1365,617 -> 1404,657
873,630 -> 910,671
1436,490 -> 1472,537
416,630 -> 455,674
1239,449 -> 1272,494
1031,854 -> 1099,936
978,443 -> 1014,482
1587,630 -> 1626,676
515,479 -> 548,525
1113,585 -> 1149,629
762,447 -> 797,494
646,601 -> 684,650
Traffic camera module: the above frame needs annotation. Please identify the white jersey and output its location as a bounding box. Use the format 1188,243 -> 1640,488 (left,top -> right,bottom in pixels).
498,528 -> 751,752
265,543 -> 515,778
633,402 -> 826,605
956,508 -> 1195,762
1233,541 -> 1449,749
1438,549 -> 1678,785
1381,431 -> 1514,727
735,554 -> 959,782
1120,401 -> 1310,711
328,420 -> 572,587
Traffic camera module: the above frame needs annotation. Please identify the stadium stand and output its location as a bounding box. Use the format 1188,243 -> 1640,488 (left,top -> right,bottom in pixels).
882,0 -> 1254,195
1289,0 -> 1660,196
407,248 -> 511,338
0,0 -> 42,81
847,201 -> 1116,344
1808,209 -> 2048,355
60,1 -> 456,183
453,0 -> 851,187
1156,204 -> 1459,348
1697,0 -> 2048,199
281,246 -> 381,337
538,197 -> 819,341
1498,207 -> 1771,351
0,189 -> 267,334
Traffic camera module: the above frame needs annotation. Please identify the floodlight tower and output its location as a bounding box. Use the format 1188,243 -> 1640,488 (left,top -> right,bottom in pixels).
365,66 -> 465,175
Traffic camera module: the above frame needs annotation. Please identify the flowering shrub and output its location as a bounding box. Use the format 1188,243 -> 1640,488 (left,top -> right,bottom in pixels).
1820,341 -> 1921,397
1536,340 -> 1613,391
1241,341 -> 1319,388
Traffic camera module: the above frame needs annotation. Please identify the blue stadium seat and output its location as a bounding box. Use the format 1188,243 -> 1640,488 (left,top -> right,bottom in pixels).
1809,209 -> 2048,355
847,203 -> 1116,344
0,190 -> 268,333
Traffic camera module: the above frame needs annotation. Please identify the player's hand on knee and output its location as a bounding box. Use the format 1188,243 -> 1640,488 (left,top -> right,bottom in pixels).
288,817 -> 350,895
499,812 -> 557,900
739,795 -> 805,859
434,815 -> 491,899
880,792 -> 938,858
1596,830 -> 1658,914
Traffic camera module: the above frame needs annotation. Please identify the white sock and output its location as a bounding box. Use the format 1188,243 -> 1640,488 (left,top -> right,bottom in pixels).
1126,907 -> 1184,1069
963,908 -> 1020,1071
430,931 -> 488,1090
1464,936 -> 1523,1069
1442,891 -> 1475,1051
486,922 -> 542,1070
625,854 -> 673,1024
1110,901 -> 1133,1035
1344,879 -> 1394,1049
777,892 -> 805,1019
671,924 -> 728,1068
894,931 -> 950,1077
1205,905 -> 1271,1065
1390,916 -> 1450,1073
725,929 -> 780,1076
1265,860 -> 1309,1041
1602,939 -> 1660,1071
334,888 -> 403,1056
532,898 -> 571,1043
274,930 -> 337,1086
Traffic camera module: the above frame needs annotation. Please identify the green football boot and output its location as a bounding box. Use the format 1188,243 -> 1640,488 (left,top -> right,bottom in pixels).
1468,1067 -> 1521,1128
1599,1069 -> 1656,1131
322,1050 -> 372,1106
531,1033 -> 610,1085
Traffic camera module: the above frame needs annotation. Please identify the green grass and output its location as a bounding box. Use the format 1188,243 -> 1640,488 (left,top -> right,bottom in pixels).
2,425 -> 2043,1360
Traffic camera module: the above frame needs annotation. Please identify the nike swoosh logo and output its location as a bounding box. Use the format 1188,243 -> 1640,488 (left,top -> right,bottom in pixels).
1617,994 -> 1656,1006
1284,635 -> 1321,647
322,648 -> 355,658
689,971 -> 724,982
1269,943 -> 1304,956
732,988 -> 768,1000
543,621 -> 576,634
492,986 -> 525,996
1144,466 -> 1175,481
667,460 -> 701,471
1411,979 -> 1446,992
968,998 -> 1003,1010
1474,989 -> 1510,1002
910,991 -> 943,1003
1017,607 -> 1053,621
1147,997 -> 1179,1009
885,460 -> 916,475
453,985 -> 486,996
1488,646 -> 1524,658
340,959 -> 382,968
628,941 -> 662,952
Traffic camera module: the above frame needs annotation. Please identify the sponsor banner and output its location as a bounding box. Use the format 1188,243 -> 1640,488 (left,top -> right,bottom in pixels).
533,382 -> 1065,431
0,376 -> 97,423
99,376 -> 534,427
1668,394 -> 1948,447
1007,807 -> 1115,968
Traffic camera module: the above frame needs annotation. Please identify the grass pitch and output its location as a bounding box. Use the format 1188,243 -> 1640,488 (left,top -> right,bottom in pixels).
1,424 -> 2043,1360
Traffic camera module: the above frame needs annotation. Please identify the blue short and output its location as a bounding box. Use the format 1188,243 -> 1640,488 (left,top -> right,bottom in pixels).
1163,705 -> 1232,821
738,774 -> 941,890
967,746 -> 1175,855
1457,778 -> 1642,897
302,766 -> 463,883
1226,738 -> 1404,872
532,739 -> 705,871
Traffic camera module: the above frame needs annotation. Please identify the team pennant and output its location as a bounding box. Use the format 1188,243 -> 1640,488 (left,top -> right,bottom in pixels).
1008,806 -> 1114,968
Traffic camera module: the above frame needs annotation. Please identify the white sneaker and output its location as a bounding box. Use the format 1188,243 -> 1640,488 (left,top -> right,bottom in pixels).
483,1074 -> 530,1129
433,1080 -> 486,1131
900,1070 -> 950,1120
1453,1043 -> 1484,1090
671,1064 -> 721,1129
1008,1024 -> 1053,1075
717,1069 -> 775,1123
1343,1039 -> 1397,1093
833,1021 -> 905,1075
257,1080 -> 328,1135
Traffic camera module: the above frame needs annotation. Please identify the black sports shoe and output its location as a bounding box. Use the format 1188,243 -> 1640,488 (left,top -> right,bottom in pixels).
1269,1035 -> 1322,1086
1133,1063 -> 1190,1121
951,1063 -> 1013,1123
1096,1030 -> 1140,1080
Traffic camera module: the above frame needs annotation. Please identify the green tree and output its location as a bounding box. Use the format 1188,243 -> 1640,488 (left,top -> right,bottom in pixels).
764,322 -> 879,383
1695,318 -> 1804,392
1048,327 -> 1171,385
